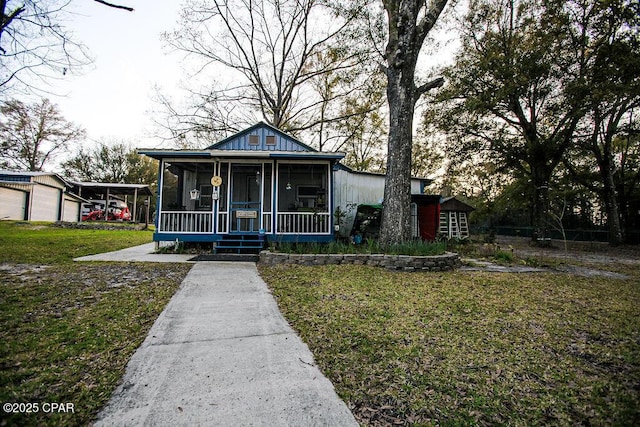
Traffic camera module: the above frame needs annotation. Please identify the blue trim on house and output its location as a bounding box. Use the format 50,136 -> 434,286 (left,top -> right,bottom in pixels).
266,234 -> 334,243
153,233 -> 223,243
269,152 -> 344,160
137,150 -> 212,160
154,160 -> 162,230
272,160 -> 278,233
153,232 -> 334,244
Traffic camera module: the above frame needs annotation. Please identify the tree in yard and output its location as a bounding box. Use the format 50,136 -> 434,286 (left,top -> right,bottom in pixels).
159,0 -> 372,147
0,98 -> 85,171
562,0 -> 640,244
437,0 -> 588,244
378,0 -> 449,245
0,0 -> 133,96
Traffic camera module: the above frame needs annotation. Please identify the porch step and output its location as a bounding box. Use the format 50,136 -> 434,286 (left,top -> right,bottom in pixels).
214,234 -> 265,255
188,253 -> 259,262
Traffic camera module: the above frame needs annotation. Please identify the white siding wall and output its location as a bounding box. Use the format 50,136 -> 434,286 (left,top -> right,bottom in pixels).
30,185 -> 61,221
0,187 -> 27,220
333,168 -> 428,235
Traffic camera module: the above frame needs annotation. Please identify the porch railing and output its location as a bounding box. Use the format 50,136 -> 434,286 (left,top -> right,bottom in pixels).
262,212 -> 272,233
158,211 -> 330,235
158,211 -> 213,233
217,212 -> 228,233
276,212 -> 330,234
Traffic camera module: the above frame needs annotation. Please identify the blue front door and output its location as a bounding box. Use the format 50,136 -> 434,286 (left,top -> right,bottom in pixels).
230,164 -> 261,233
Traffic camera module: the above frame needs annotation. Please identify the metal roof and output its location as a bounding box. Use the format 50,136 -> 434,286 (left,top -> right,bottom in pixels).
70,181 -> 154,197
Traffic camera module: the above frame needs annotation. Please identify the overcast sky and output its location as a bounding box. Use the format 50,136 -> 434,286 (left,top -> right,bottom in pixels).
52,1 -> 184,148
48,1 -> 461,153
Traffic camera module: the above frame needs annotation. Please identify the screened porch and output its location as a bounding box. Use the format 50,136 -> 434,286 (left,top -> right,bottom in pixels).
156,160 -> 333,238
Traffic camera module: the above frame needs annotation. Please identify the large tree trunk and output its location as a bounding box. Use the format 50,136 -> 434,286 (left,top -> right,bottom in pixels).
378,0 -> 448,246
528,152 -> 554,246
380,66 -> 415,244
531,174 -> 551,245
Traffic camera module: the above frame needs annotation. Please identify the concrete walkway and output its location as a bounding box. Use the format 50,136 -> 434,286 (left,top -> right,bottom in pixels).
74,243 -> 195,263
81,249 -> 356,426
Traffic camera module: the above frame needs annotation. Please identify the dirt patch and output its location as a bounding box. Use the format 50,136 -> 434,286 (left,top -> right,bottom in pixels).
552,264 -> 629,279
0,262 -> 190,289
463,236 -> 639,278
496,235 -> 640,265
0,263 -> 51,278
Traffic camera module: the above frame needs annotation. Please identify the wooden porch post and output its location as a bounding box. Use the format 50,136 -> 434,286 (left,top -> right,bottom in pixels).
133,188 -> 138,223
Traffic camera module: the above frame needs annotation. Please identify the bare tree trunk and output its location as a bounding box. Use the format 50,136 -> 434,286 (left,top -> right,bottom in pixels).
380,66 -> 415,244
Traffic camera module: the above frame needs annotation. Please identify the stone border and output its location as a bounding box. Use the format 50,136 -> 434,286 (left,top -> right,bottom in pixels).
259,251 -> 460,271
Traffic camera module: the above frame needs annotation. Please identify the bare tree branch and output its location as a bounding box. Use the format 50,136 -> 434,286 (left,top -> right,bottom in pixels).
92,0 -> 134,12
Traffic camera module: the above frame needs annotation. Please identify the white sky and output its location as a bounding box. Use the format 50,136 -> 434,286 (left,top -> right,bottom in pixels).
52,1 -> 184,147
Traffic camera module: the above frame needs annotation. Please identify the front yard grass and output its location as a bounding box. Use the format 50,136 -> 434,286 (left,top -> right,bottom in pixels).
260,263 -> 640,425
0,221 -> 154,264
0,222 -> 192,426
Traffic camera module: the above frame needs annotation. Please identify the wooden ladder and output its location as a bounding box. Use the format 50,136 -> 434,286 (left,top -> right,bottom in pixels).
449,212 -> 460,239
459,212 -> 469,238
439,211 -> 448,236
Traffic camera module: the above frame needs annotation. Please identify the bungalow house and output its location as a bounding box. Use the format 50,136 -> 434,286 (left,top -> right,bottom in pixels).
140,122 -> 432,251
0,171 -> 86,222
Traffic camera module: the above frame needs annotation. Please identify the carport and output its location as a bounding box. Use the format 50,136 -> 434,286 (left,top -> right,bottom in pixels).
70,182 -> 154,223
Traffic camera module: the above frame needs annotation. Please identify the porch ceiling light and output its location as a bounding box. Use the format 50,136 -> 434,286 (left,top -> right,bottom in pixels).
286,182 -> 292,190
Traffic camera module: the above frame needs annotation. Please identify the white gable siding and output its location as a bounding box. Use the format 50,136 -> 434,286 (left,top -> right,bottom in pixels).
0,187 -> 27,220
32,174 -> 65,188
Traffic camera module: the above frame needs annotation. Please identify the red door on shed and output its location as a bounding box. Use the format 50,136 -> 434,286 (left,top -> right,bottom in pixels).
418,203 -> 440,241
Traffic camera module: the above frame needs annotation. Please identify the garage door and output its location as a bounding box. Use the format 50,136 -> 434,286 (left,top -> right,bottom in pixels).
0,187 -> 27,220
30,185 -> 61,221
62,199 -> 80,222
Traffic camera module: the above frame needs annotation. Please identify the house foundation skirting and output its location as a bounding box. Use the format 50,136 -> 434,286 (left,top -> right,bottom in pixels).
259,251 -> 460,271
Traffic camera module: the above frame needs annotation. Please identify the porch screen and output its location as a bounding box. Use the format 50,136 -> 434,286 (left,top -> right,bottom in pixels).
161,163 -> 180,210
277,164 -> 328,212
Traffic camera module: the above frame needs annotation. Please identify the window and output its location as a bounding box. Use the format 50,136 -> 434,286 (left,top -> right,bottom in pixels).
266,135 -> 276,145
248,134 -> 259,145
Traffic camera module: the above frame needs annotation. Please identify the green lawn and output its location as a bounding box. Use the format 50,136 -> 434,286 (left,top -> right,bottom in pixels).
0,221 -> 154,264
260,263 -> 640,425
2,221 -> 638,425
0,222 -> 192,426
